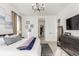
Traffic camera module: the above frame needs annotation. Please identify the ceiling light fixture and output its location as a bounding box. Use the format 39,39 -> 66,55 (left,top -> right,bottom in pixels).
32,3 -> 45,12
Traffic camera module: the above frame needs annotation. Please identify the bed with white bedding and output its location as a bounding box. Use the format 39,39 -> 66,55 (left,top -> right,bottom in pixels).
0,37 -> 41,56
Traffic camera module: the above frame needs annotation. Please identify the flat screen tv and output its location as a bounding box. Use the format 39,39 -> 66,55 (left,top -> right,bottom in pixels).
66,14 -> 79,30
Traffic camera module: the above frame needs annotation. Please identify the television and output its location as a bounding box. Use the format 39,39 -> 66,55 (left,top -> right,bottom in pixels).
66,14 -> 79,30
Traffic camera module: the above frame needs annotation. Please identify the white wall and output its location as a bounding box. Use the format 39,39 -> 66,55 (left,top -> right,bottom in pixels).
22,16 -> 57,41
0,3 -> 21,35
56,4 -> 79,37
45,16 -> 57,41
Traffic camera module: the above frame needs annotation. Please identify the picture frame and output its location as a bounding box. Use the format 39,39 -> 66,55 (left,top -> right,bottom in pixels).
30,24 -> 34,28
26,21 -> 30,24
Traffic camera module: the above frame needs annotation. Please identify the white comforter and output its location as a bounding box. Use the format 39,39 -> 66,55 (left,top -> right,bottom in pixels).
0,38 -> 41,56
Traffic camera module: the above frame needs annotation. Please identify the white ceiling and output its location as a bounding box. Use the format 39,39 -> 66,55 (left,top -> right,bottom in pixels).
10,3 -> 70,16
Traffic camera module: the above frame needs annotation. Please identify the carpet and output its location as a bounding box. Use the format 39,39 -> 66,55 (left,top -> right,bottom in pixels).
41,44 -> 53,56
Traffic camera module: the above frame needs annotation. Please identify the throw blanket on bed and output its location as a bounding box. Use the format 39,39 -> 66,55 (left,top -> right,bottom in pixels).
17,37 -> 36,50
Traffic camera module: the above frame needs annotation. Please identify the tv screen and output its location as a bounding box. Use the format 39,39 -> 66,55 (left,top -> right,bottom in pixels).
66,14 -> 79,30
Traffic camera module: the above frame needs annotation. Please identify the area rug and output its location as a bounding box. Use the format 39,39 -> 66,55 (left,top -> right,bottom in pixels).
41,44 -> 53,56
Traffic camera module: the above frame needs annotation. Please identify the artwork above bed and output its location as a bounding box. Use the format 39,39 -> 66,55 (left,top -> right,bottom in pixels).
0,7 -> 13,35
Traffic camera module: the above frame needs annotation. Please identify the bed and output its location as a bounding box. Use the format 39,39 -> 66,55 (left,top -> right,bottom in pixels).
0,37 -> 41,56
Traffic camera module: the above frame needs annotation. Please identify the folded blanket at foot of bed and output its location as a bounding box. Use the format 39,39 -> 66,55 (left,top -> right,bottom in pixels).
17,37 -> 36,50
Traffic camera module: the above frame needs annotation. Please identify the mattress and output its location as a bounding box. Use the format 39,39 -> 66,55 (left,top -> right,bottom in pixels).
0,38 -> 41,56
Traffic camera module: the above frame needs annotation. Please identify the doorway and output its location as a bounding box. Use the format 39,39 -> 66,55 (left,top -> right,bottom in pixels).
57,19 -> 63,46
38,18 -> 45,41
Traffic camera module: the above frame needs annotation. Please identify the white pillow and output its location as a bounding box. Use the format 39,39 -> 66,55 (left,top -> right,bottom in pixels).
5,35 -> 18,38
5,35 -> 9,37
0,37 -> 5,46
71,33 -> 79,37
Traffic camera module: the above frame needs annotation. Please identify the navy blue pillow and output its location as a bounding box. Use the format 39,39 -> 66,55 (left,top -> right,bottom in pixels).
17,37 -> 36,50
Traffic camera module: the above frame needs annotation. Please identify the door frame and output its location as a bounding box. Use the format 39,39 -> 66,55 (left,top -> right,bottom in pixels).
38,18 -> 45,38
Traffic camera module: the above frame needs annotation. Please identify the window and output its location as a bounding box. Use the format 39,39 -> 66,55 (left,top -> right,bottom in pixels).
11,11 -> 22,36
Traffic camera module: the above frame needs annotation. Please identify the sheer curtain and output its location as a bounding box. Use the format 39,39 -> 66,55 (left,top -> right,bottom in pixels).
16,15 -> 22,35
